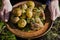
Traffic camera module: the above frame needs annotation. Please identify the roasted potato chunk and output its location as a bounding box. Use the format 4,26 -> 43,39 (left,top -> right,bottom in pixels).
12,8 -> 22,16
11,16 -> 20,23
18,19 -> 27,28
27,1 -> 35,9
22,4 -> 27,10
26,9 -> 33,18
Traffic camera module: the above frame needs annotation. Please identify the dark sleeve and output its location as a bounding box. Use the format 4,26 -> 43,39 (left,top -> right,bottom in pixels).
36,0 -> 48,4
10,0 -> 49,5
10,0 -> 23,5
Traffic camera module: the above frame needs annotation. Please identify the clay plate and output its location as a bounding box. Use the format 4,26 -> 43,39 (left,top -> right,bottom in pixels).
6,1 -> 53,39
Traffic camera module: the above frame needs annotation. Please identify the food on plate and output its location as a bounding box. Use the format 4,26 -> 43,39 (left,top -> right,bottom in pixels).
22,9 -> 26,13
10,1 -> 45,32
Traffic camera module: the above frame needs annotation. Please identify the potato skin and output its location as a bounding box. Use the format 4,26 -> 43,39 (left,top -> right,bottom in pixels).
18,19 -> 27,28
12,8 -> 22,16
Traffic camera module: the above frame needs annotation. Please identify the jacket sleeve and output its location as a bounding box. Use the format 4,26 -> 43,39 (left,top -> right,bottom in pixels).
46,0 -> 51,6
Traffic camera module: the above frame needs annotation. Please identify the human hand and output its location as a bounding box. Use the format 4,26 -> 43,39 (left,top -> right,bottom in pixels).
48,0 -> 60,21
0,0 -> 12,22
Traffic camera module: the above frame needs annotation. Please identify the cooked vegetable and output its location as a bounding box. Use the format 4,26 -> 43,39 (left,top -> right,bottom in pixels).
12,8 -> 22,16
26,9 -> 33,18
27,1 -> 35,9
18,19 -> 27,28
11,16 -> 20,23
22,9 -> 26,13
39,7 -> 45,20
30,17 -> 44,31
21,14 -> 26,19
35,17 -> 44,27
31,22 -> 42,31
22,4 -> 27,9
27,18 -> 31,23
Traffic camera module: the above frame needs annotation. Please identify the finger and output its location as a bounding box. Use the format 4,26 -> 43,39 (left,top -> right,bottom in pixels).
51,9 -> 56,21
55,5 -> 60,18
49,3 -> 56,21
4,9 -> 10,22
49,7 -> 55,21
0,10 -> 4,21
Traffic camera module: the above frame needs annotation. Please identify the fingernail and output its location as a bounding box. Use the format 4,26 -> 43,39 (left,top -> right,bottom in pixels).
5,19 -> 8,22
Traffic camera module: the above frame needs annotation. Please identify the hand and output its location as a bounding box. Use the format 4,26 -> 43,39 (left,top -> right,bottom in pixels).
49,0 -> 60,21
0,0 -> 12,22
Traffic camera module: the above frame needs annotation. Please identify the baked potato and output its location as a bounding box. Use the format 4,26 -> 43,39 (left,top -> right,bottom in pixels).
18,19 -> 27,28
27,1 -> 35,9
12,8 -> 22,16
26,8 -> 33,18
11,16 -> 20,23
